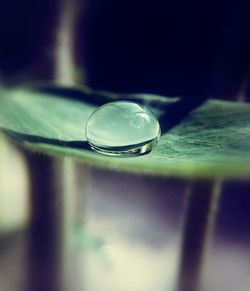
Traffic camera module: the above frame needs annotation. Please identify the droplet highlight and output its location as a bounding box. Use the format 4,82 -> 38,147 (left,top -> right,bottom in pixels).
85,101 -> 161,156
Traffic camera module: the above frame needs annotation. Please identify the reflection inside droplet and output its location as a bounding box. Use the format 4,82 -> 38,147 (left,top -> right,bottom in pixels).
85,101 -> 161,156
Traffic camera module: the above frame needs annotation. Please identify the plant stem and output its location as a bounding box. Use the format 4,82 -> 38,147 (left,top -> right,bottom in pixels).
25,152 -> 62,291
176,179 -> 220,291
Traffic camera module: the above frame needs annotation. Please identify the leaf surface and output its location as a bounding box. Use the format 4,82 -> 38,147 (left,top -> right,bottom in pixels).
0,86 -> 250,178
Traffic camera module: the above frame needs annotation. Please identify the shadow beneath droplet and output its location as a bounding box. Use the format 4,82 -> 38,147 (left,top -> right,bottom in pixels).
156,98 -> 206,134
2,129 -> 90,150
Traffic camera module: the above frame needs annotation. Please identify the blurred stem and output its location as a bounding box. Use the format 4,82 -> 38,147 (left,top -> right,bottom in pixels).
177,179 -> 220,291
60,160 -> 89,291
55,0 -> 83,85
60,159 -> 79,289
25,152 -> 62,291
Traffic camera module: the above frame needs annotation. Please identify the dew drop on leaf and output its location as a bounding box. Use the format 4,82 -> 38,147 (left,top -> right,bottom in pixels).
85,101 -> 161,156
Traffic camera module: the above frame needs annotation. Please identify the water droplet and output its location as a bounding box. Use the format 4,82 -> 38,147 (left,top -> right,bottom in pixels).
85,101 -> 161,156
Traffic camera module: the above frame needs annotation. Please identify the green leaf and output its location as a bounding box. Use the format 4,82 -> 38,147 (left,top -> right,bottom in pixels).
0,86 -> 250,178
